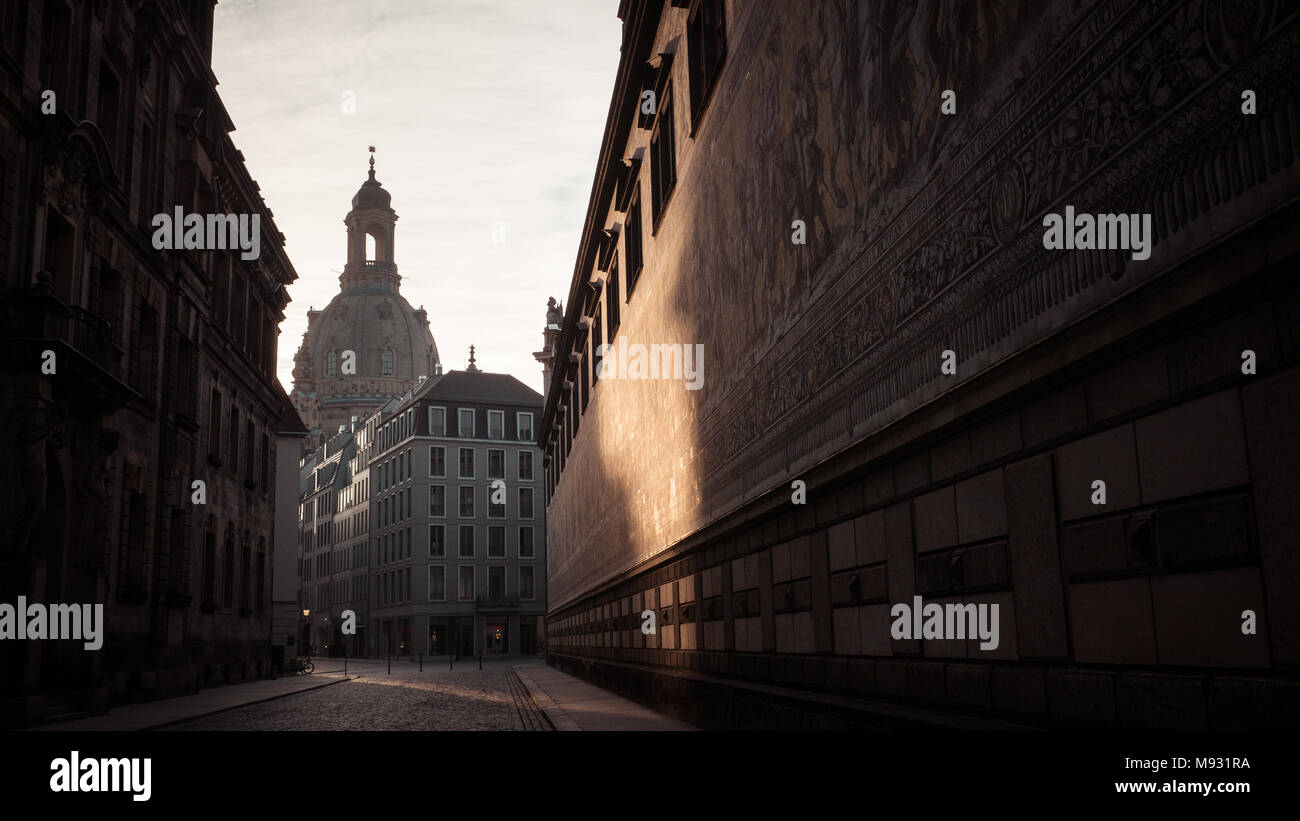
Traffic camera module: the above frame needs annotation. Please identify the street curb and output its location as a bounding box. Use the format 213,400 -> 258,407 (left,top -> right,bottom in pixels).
35,674 -> 353,732
148,675 -> 353,730
513,665 -> 581,731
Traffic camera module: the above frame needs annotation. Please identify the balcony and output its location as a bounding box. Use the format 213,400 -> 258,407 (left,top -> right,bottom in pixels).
0,275 -> 133,405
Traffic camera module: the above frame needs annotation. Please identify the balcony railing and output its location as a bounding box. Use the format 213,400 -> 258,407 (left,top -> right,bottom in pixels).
0,281 -> 119,377
64,306 -> 113,370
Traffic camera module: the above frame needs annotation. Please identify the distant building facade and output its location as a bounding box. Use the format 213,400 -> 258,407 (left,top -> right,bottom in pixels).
290,154 -> 441,453
0,0 -> 302,725
368,364 -> 547,659
296,364 -> 547,659
540,0 -> 1300,729
298,423 -> 359,655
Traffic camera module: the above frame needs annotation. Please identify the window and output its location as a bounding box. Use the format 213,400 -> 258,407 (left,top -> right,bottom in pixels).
240,535 -> 251,613
487,449 -> 505,479
429,406 -> 446,436
228,406 -> 240,470
429,485 -> 446,517
429,446 -> 445,477
459,447 -> 475,478
581,349 -> 591,412
488,526 -> 505,557
458,566 -> 475,600
458,408 -> 475,437
517,412 -> 534,441
39,0 -> 70,105
459,486 -> 475,518
519,487 -> 534,520
325,349 -> 337,376
650,85 -> 677,226
519,526 -> 535,559
626,190 -> 644,291
607,256 -> 621,339
208,388 -> 222,458
688,0 -> 727,128
520,566 -> 535,600
129,301 -> 158,396
260,434 -> 269,489
429,566 -> 446,601
245,421 -> 255,483
488,483 -> 505,519
488,410 -> 504,440
592,308 -> 603,385
458,525 -> 475,558
518,451 -> 533,481
222,527 -> 235,608
488,566 -> 506,599
382,348 -> 395,375
98,61 -> 121,165
429,525 -> 445,557
202,526 -> 216,606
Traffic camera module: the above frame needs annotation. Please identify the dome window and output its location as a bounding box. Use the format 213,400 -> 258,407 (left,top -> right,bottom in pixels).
382,348 -> 395,375
325,350 -> 337,376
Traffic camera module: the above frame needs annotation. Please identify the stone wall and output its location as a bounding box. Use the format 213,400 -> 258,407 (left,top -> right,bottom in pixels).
544,0 -> 1300,728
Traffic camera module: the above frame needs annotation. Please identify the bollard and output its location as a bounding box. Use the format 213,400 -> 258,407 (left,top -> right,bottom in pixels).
344,647 -> 348,679
419,652 -> 422,672
388,652 -> 391,675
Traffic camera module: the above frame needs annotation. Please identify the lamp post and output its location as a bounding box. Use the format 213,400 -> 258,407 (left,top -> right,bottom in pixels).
302,609 -> 311,660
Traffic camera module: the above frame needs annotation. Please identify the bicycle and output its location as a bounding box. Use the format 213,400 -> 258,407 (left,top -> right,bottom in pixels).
289,657 -> 315,675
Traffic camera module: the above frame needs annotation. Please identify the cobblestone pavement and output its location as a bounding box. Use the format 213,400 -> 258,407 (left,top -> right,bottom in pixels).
164,657 -> 551,731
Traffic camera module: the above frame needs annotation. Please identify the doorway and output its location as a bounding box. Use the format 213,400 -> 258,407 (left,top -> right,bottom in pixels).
485,621 -> 508,655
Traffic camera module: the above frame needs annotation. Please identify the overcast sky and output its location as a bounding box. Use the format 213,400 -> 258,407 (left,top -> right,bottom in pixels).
211,0 -> 622,395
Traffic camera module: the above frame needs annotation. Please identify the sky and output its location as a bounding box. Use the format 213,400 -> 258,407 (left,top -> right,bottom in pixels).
210,0 -> 623,395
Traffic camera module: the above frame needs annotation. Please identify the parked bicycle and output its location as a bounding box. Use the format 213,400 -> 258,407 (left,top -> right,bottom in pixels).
289,657 -> 315,675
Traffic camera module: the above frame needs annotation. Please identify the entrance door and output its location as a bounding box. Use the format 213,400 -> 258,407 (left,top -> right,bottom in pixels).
459,624 -> 475,658
429,626 -> 445,655
485,622 -> 508,654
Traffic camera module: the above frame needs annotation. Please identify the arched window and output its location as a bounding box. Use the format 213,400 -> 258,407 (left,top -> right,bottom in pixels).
325,349 -> 337,376
382,348 -> 394,376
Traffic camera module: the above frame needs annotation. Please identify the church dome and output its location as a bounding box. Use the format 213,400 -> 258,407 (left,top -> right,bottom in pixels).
351,168 -> 392,211
303,290 -> 438,384
290,148 -> 441,448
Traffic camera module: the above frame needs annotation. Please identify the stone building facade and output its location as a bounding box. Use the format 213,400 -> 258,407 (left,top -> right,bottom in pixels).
298,423 -> 359,655
290,155 -> 441,453
296,365 -> 547,659
368,366 -> 547,659
541,0 -> 1300,729
0,0 -> 302,725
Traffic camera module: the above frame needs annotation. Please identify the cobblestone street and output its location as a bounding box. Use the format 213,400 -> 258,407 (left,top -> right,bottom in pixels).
165,658 -> 549,731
